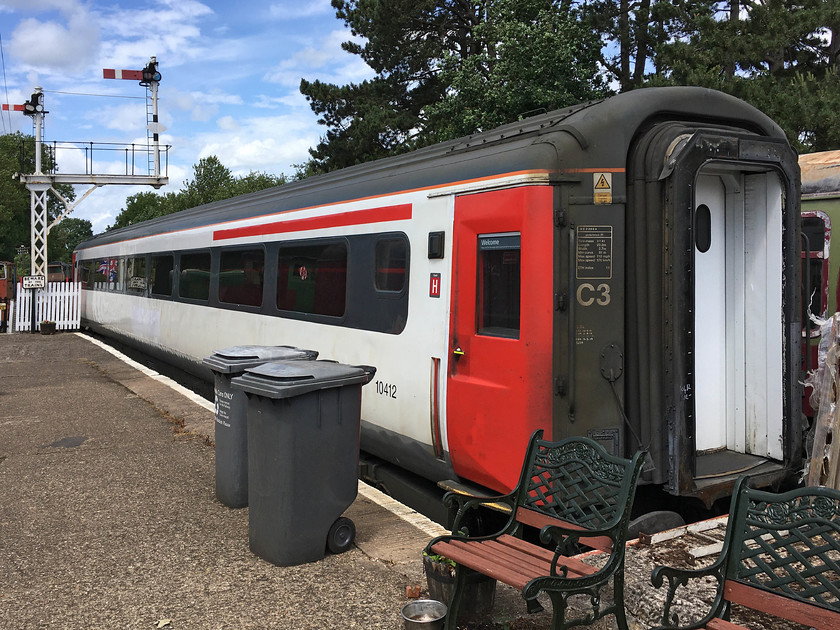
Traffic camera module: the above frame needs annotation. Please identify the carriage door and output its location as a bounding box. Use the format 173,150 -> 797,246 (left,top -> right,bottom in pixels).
446,186 -> 555,492
693,167 -> 784,461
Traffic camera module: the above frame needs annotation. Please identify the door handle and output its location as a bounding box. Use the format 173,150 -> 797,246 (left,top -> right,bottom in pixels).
453,347 -> 465,357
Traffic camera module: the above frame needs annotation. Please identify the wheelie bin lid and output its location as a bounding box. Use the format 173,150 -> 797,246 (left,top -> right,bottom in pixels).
202,345 -> 319,374
230,360 -> 376,399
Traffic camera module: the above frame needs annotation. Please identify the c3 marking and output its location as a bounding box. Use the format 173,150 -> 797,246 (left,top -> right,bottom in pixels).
576,283 -> 611,306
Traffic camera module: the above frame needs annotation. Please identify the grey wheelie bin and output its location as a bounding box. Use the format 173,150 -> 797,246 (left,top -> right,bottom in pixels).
230,360 -> 375,566
202,345 -> 318,508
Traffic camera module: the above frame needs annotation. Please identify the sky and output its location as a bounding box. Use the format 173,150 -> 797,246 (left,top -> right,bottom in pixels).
0,0 -> 375,234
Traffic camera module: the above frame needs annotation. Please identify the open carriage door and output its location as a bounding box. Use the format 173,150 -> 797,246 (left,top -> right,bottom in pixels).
627,125 -> 800,502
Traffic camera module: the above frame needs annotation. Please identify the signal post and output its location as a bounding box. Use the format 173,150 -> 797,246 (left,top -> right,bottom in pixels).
2,57 -> 169,280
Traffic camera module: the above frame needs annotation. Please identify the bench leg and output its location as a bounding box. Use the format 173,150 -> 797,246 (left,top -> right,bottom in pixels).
442,565 -> 467,630
547,591 -> 568,630
613,570 -> 629,630
526,598 -> 544,614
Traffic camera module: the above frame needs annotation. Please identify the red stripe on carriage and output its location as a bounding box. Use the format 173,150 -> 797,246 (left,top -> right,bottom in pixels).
213,203 -> 412,241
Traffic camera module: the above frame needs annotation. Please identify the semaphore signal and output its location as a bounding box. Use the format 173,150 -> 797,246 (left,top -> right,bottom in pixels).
103,57 -> 166,178
4,57 -> 169,282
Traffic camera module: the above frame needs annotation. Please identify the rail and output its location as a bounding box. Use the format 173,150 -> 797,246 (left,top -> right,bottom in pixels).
18,139 -> 170,178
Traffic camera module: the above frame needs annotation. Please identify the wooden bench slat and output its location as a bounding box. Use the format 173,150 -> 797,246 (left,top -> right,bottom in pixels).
459,540 -> 549,583
704,619 -> 747,630
431,540 -> 532,590
478,539 -> 553,576
515,507 -> 614,553
497,535 -> 599,576
432,535 -> 598,593
724,580 -> 840,630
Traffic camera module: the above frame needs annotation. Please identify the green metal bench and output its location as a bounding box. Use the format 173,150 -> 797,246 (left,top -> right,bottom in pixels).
425,429 -> 646,630
650,476 -> 840,630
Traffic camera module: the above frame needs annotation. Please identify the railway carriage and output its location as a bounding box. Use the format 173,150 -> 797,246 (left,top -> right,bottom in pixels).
75,87 -> 802,508
800,151 -> 840,364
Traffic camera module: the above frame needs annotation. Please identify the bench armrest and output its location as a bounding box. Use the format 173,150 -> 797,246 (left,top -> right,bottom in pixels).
443,490 -> 516,536
539,521 -> 617,544
649,558 -> 727,630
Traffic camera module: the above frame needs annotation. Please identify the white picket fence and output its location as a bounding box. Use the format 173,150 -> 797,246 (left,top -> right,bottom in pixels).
14,282 -> 82,332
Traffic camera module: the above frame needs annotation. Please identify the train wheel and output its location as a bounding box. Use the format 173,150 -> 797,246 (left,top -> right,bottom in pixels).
327,517 -> 355,554
627,510 -> 685,540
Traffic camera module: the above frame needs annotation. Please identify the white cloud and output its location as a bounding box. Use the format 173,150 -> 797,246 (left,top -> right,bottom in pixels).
191,112 -> 320,176
0,0 -> 81,12
8,11 -> 100,71
96,1 -> 213,71
83,102 -> 148,133
263,29 -> 374,87
217,116 -> 239,131
268,0 -> 333,19
164,87 -> 243,124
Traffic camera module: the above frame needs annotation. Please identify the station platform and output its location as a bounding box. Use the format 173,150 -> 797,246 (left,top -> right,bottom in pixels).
0,333 -> 800,629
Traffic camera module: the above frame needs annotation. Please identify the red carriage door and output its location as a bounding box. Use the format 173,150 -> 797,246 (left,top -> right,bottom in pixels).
446,186 -> 555,492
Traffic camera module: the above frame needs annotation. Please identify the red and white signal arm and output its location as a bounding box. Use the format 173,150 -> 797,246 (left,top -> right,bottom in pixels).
103,69 -> 144,80
429,273 -> 441,298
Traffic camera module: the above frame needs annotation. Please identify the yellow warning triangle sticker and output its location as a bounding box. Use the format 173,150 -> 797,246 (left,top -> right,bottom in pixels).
595,174 -> 611,189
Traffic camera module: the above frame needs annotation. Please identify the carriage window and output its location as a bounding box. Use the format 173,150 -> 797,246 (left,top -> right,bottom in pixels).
801,213 -> 829,335
277,242 -> 347,316
78,262 -> 90,286
695,204 -> 712,253
220,248 -> 264,307
126,256 -> 147,295
93,258 -> 113,290
477,233 -> 520,338
150,255 -> 174,297
179,252 -> 211,301
114,257 -> 127,292
89,260 -> 103,289
375,238 -> 407,292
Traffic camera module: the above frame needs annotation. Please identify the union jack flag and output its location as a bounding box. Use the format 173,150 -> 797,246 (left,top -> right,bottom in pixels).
98,259 -> 118,280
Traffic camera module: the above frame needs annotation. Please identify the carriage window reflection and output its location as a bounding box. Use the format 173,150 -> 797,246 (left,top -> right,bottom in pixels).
220,249 -> 264,307
277,242 -> 347,316
127,256 -> 147,295
375,238 -> 407,292
179,252 -> 211,301
477,233 -> 520,338
150,255 -> 174,297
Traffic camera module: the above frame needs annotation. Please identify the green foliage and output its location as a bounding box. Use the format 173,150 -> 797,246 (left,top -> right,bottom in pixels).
179,156 -> 234,208
650,0 -> 840,152
0,133 -> 30,262
110,157 -> 287,230
48,218 -> 93,263
0,132 -> 76,262
302,0 -> 840,164
110,191 -> 169,230
301,0 -> 610,173
422,551 -> 456,568
426,0 -> 608,139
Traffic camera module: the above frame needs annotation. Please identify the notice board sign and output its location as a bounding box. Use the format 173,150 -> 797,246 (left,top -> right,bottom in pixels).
22,275 -> 45,289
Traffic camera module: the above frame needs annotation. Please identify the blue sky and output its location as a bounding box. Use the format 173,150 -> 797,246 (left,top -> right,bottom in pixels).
0,0 -> 375,233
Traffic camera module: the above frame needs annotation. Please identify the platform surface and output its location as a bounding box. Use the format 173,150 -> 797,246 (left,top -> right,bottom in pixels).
0,332 -> 806,629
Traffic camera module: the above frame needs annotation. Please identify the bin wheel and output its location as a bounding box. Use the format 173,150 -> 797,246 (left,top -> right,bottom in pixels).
327,517 -> 355,554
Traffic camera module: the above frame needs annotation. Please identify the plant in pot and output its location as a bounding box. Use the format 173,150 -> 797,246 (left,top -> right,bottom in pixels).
422,551 -> 496,618
40,320 -> 56,335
